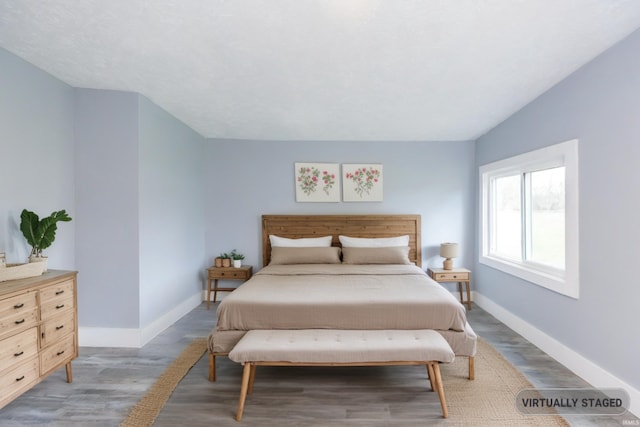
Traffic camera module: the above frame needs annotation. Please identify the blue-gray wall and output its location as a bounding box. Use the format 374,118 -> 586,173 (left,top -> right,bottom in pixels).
74,89 -> 141,328
138,96 -> 206,328
0,48 -> 75,268
205,140 -> 476,275
1,48 -> 206,344
74,89 -> 206,335
475,29 -> 640,391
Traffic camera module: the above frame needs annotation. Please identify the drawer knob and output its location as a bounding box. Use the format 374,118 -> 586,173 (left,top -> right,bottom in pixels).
15,318 -> 25,325
14,351 -> 24,357
56,304 -> 65,309
16,375 -> 25,382
56,325 -> 65,330
57,350 -> 65,356
55,290 -> 65,295
14,303 -> 24,309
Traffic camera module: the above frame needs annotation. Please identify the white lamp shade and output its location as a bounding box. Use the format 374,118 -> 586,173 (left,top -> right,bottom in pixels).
440,243 -> 459,259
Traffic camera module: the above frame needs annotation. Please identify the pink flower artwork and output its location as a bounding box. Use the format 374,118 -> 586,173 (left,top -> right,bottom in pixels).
342,164 -> 383,202
294,163 -> 340,202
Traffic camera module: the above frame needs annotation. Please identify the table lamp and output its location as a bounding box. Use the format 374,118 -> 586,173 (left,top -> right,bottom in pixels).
440,243 -> 459,270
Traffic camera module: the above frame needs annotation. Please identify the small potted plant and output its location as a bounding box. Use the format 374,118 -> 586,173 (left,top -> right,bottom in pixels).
220,252 -> 232,268
230,249 -> 245,268
20,209 -> 72,271
215,253 -> 225,268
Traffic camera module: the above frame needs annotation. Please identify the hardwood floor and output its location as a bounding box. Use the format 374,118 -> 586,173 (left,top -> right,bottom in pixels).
0,302 -> 637,426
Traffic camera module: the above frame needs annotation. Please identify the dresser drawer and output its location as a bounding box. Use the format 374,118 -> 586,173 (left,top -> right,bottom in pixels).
433,272 -> 470,281
40,334 -> 75,375
0,292 -> 38,339
41,293 -> 74,321
0,327 -> 38,372
0,291 -> 37,318
0,356 -> 39,406
40,309 -> 75,348
40,280 -> 74,304
0,307 -> 38,340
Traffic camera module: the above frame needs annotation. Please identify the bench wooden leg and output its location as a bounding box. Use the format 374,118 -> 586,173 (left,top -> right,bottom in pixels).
469,356 -> 475,380
248,365 -> 257,394
426,363 -> 435,391
236,363 -> 252,421
430,362 -> 448,418
209,353 -> 216,382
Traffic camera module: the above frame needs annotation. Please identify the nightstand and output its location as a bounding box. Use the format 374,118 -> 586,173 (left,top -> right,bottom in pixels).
206,265 -> 252,309
427,267 -> 472,310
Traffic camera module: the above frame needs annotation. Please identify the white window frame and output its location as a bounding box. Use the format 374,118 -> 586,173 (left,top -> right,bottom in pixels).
479,139 -> 579,298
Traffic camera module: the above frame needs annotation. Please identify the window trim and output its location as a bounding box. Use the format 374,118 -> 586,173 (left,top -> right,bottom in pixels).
479,139 -> 579,298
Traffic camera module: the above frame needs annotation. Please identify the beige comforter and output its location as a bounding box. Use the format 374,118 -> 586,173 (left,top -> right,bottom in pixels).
216,264 -> 467,332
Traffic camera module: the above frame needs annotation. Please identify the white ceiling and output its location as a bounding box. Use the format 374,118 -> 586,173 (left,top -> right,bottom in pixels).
2,1 -> 640,141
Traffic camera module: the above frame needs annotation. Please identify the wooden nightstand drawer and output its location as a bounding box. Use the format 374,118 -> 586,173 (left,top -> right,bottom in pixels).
208,267 -> 252,280
433,272 -> 469,281
218,270 -> 247,279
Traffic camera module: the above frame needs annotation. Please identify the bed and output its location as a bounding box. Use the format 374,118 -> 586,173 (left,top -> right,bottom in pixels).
207,214 -> 477,380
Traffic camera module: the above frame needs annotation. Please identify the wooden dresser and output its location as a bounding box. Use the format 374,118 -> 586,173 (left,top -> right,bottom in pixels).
0,270 -> 78,409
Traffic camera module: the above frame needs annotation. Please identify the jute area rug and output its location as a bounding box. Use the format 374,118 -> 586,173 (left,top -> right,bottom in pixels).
119,337 -> 568,426
119,338 -> 208,427
441,339 -> 569,426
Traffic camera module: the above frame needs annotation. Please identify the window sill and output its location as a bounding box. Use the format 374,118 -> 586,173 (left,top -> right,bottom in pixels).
479,255 -> 578,299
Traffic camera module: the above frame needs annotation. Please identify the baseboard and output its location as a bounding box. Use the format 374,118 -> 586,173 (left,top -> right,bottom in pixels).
473,292 -> 639,418
202,289 -> 231,302
78,292 -> 202,348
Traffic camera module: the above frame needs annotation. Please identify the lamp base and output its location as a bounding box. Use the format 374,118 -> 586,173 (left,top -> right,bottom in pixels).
443,258 -> 453,270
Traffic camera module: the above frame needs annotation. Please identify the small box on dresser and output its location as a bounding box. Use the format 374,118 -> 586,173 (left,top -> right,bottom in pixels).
0,270 -> 78,409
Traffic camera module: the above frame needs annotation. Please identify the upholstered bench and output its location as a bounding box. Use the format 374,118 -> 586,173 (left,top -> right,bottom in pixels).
228,329 -> 455,421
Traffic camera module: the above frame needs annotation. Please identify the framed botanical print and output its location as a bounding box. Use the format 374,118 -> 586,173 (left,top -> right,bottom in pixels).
294,163 -> 340,202
342,164 -> 383,202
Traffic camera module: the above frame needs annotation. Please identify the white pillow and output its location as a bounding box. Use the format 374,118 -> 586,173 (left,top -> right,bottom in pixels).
269,235 -> 333,247
339,235 -> 410,248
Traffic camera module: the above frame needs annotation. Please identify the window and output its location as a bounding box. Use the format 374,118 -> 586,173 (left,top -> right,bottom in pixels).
479,140 -> 579,298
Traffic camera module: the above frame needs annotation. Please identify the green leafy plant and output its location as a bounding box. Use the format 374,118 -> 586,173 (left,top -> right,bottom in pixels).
230,249 -> 245,260
20,209 -> 72,258
219,252 -> 231,259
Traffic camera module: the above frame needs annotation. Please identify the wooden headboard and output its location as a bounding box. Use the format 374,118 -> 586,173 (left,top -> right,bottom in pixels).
262,214 -> 422,268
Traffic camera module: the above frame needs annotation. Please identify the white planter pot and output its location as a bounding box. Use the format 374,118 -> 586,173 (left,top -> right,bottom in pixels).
29,256 -> 48,272
233,260 -> 242,268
